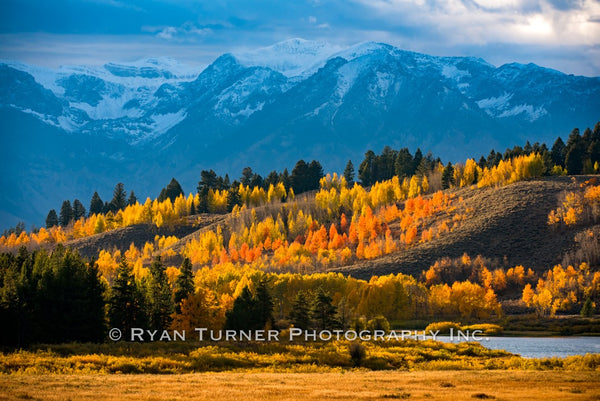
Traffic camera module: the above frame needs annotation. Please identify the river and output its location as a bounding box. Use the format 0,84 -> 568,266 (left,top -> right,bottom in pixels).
436,335 -> 600,358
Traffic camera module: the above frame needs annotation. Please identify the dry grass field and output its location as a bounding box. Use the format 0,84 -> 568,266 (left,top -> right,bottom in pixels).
1,370 -> 599,401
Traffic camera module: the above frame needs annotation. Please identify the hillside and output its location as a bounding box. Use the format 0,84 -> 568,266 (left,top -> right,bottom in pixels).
336,176 -> 592,279
61,176 -> 594,280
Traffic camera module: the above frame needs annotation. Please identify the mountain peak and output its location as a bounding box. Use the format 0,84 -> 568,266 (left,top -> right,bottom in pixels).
232,38 -> 344,77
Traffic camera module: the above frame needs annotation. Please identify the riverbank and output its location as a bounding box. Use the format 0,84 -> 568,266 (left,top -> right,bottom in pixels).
1,339 -> 598,374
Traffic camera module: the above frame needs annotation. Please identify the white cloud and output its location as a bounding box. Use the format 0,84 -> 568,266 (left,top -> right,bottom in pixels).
155,23 -> 213,42
157,27 -> 177,40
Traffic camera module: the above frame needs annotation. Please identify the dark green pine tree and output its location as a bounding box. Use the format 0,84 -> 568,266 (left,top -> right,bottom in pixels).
108,258 -> 148,334
565,128 -> 585,175
79,260 -> 108,342
441,163 -> 455,189
110,183 -> 127,212
161,178 -> 184,202
127,190 -> 137,206
173,257 -> 194,314
264,170 -> 280,188
580,297 -> 594,317
35,248 -> 106,343
45,209 -> 59,228
311,287 -> 338,331
59,200 -> 73,226
227,184 -> 241,212
224,286 -> 257,331
254,277 -> 274,329
478,156 -> 487,169
291,160 -> 310,194
394,148 -> 414,179
197,170 -> 219,212
413,148 -> 423,174
343,160 -> 355,186
249,173 -> 264,188
72,199 -> 86,220
280,168 -> 291,191
240,167 -> 254,186
377,146 -> 397,181
550,137 -> 566,168
89,191 -> 104,216
358,150 -> 376,186
289,291 -> 311,330
224,278 -> 273,331
147,256 -> 174,331
307,160 -> 324,191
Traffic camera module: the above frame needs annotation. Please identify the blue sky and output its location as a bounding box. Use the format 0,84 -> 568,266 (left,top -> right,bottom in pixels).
1,0 -> 599,75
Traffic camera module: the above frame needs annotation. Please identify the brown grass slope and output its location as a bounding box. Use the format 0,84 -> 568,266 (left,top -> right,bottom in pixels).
65,215 -> 210,259
334,176 -> 594,279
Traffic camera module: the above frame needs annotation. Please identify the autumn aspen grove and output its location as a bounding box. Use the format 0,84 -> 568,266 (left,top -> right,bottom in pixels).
1,1 -> 600,398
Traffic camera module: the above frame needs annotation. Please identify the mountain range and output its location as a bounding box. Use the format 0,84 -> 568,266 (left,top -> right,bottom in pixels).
1,38 -> 599,228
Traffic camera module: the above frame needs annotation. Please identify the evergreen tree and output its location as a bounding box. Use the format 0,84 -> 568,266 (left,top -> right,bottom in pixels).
89,191 -> 104,216
311,287 -> 338,331
441,163 -> 455,189
394,148 -> 414,178
550,137 -> 566,168
358,150 -> 376,186
253,277 -> 274,329
110,183 -> 127,212
343,160 -> 355,186
291,160 -> 310,194
280,168 -> 291,191
227,185 -> 241,212
478,156 -> 487,169
108,258 -> 147,334
486,149 -> 502,168
224,279 -> 273,331
35,247 -> 106,343
307,160 -> 324,191
250,173 -> 264,188
240,167 -> 254,186
413,148 -> 423,173
59,200 -> 73,226
289,291 -> 311,329
377,146 -> 397,181
173,257 -> 194,314
160,178 -> 184,202
147,256 -> 174,331
198,170 -> 219,193
45,209 -> 58,228
127,191 -> 137,206
224,286 -> 255,331
580,297 -> 594,317
264,170 -> 280,188
72,199 -> 86,220
565,129 -> 585,175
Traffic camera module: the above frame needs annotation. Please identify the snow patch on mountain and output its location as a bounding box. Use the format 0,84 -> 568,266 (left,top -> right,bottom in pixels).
441,65 -> 470,81
476,93 -> 513,114
234,38 -> 343,77
498,104 -> 548,121
149,110 -> 187,137
335,60 -> 363,100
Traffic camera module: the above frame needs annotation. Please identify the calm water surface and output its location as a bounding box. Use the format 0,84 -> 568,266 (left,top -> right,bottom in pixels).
436,335 -> 600,358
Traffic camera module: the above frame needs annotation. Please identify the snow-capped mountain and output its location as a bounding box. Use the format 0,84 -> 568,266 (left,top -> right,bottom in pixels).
1,39 -> 599,228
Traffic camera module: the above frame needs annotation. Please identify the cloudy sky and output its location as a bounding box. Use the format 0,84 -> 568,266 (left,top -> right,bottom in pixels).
1,0 -> 599,76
